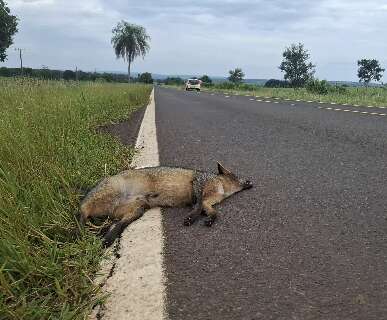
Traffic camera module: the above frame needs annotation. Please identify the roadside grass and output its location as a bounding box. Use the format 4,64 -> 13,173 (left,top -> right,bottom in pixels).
205,86 -> 387,107
167,84 -> 387,107
0,78 -> 151,319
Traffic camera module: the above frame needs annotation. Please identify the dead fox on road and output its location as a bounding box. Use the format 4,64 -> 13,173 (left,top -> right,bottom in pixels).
80,162 -> 253,247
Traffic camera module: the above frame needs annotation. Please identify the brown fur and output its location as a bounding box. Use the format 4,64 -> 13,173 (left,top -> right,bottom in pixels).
80,162 -> 252,246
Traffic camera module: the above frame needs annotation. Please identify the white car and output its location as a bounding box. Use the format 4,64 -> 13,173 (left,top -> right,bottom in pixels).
185,79 -> 201,91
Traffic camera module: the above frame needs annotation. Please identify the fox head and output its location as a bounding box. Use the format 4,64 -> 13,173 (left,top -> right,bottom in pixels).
217,162 -> 253,193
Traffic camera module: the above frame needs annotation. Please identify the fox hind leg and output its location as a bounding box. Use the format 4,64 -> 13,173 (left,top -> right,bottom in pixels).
102,199 -> 149,247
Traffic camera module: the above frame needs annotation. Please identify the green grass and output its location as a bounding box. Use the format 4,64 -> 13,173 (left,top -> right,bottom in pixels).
167,83 -> 387,108
203,86 -> 387,107
0,78 -> 152,319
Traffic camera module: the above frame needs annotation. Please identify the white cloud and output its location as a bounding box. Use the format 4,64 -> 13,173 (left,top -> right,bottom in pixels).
2,0 -> 386,81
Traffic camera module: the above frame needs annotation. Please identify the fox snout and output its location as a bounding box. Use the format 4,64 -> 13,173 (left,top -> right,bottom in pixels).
242,180 -> 253,190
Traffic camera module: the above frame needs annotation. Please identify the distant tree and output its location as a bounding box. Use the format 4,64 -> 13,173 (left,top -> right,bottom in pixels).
164,77 -> 184,85
138,72 -> 153,83
0,0 -> 18,62
228,68 -> 244,83
264,79 -> 289,88
0,66 -> 10,76
279,43 -> 315,88
63,70 -> 76,80
357,59 -> 384,86
200,74 -> 212,84
111,21 -> 150,83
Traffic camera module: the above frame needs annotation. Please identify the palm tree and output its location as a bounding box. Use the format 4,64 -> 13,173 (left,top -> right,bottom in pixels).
111,21 -> 150,82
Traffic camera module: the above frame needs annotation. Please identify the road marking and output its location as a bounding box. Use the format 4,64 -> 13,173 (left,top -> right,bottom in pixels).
379,113 -> 386,116
256,99 -> 262,102
225,96 -> 230,98
211,93 -> 215,96
274,97 -> 280,100
264,96 -> 271,99
91,89 -> 165,320
370,112 -> 379,115
334,108 -> 342,111
290,103 -> 295,106
361,111 -> 369,114
274,101 -> 279,104
343,109 -> 350,112
326,107 -> 333,110
352,110 -> 359,113
249,98 -> 255,101
265,100 -> 271,103
296,99 -> 301,102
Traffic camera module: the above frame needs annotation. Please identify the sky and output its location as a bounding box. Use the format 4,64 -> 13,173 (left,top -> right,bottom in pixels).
2,0 -> 387,81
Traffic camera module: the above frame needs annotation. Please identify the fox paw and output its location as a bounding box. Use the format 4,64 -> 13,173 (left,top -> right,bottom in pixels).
204,217 -> 216,227
183,216 -> 194,226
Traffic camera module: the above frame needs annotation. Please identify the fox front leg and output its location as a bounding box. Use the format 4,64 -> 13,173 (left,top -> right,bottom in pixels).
183,176 -> 206,226
202,194 -> 223,227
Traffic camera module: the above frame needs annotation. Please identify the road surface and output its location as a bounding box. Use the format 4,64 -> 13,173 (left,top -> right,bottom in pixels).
155,87 -> 387,320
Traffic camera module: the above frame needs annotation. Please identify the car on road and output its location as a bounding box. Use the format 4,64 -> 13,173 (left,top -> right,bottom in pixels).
185,79 -> 201,91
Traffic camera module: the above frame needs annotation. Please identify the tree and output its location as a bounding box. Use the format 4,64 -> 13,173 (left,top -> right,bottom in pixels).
200,74 -> 212,84
228,68 -> 244,83
138,72 -> 153,83
357,59 -> 384,86
279,43 -> 315,88
111,21 -> 150,83
264,79 -> 289,88
0,0 -> 18,62
63,70 -> 76,80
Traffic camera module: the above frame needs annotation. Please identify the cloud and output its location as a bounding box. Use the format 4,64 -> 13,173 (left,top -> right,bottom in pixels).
3,0 -> 387,80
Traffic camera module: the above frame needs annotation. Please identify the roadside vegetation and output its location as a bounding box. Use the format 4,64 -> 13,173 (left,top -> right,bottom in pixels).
0,77 -> 151,319
165,42 -> 387,107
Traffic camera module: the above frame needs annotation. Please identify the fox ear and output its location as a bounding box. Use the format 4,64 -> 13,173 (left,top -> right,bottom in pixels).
217,162 -> 233,176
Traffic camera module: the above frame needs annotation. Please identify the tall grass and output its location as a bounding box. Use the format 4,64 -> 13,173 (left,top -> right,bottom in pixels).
0,78 -> 151,319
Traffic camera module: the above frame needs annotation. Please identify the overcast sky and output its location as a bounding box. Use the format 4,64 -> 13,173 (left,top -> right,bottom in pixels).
2,0 -> 387,81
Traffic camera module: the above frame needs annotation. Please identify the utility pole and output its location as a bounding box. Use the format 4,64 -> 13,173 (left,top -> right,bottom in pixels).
75,66 -> 79,81
15,48 -> 24,76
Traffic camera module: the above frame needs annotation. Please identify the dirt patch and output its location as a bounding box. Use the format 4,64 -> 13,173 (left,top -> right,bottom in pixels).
97,106 -> 146,146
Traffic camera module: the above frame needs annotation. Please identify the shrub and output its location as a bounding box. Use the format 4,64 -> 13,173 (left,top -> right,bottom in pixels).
306,79 -> 330,95
264,79 -> 290,88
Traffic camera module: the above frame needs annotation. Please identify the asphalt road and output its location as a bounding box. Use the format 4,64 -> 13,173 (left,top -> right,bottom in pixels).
155,86 -> 387,320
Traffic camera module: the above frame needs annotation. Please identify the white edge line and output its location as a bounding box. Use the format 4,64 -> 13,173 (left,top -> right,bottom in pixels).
92,88 -> 165,320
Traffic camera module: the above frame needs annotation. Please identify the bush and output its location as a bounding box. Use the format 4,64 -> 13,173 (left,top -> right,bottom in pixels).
306,79 -> 330,95
264,79 -> 290,88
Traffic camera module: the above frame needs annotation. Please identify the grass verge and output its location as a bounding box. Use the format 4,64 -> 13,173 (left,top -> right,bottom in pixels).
166,84 -> 387,107
0,78 -> 152,319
